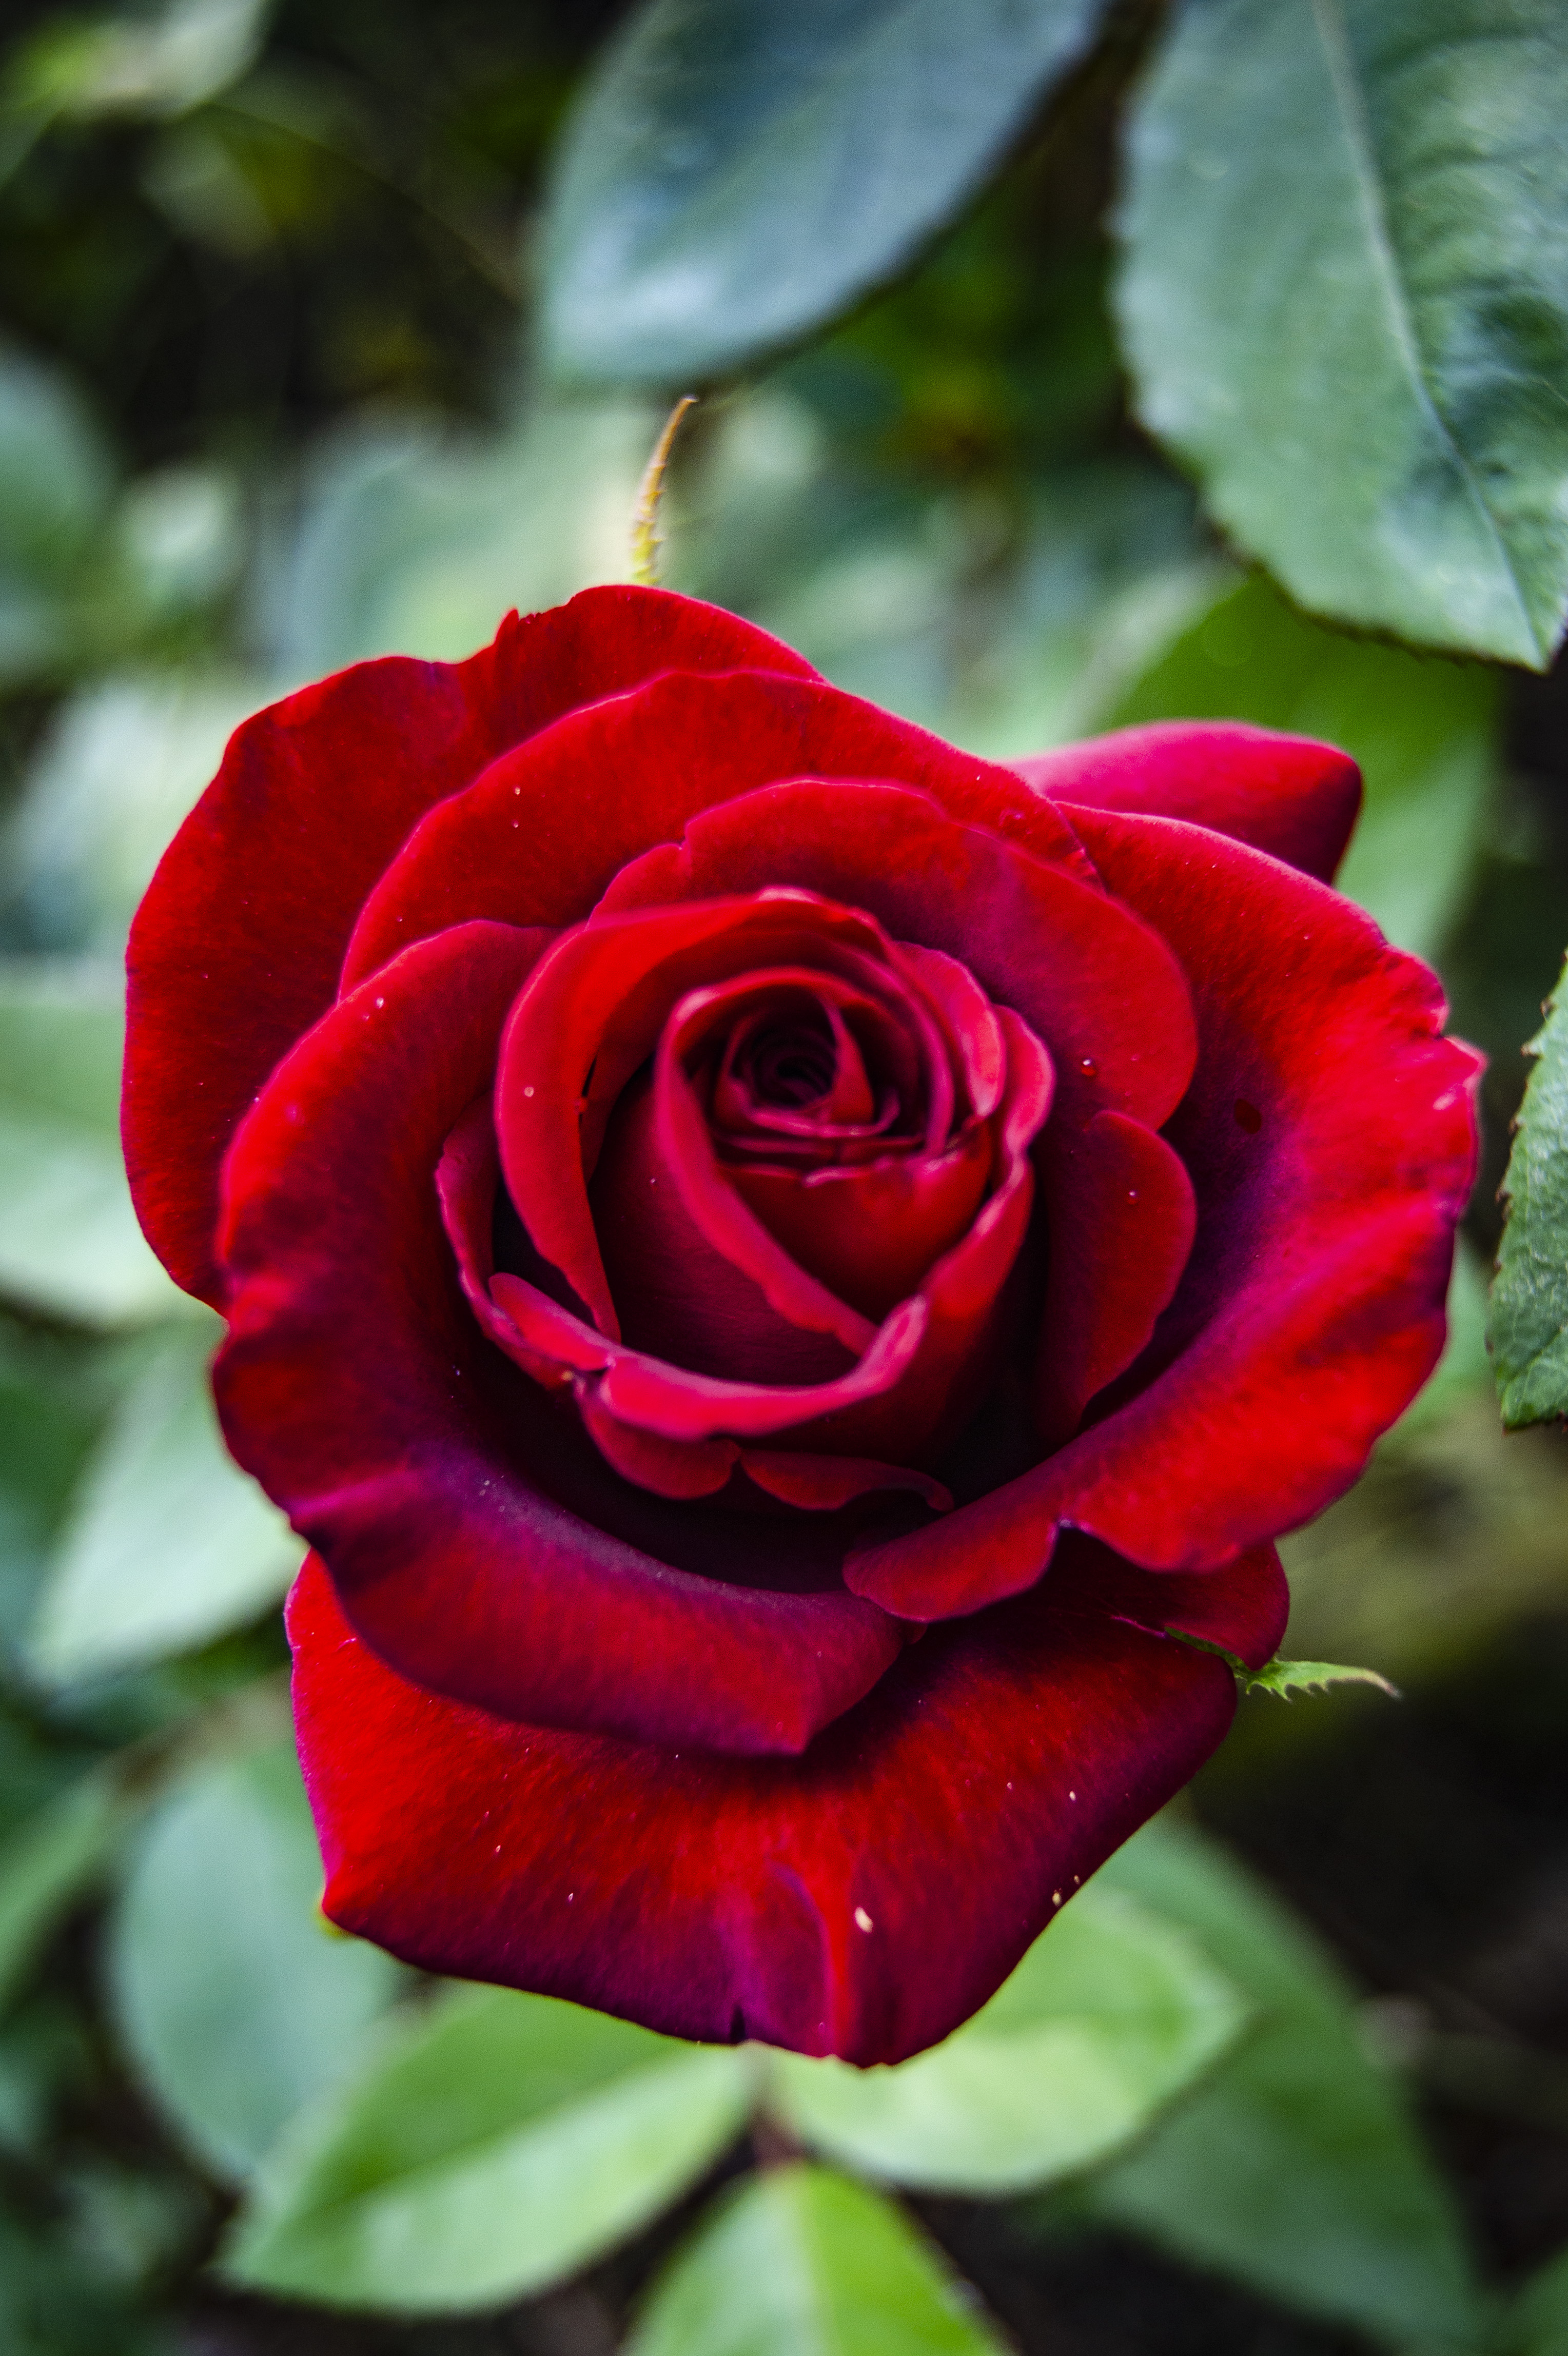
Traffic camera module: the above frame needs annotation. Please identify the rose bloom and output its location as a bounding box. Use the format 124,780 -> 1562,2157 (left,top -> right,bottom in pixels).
124,588 -> 1477,2064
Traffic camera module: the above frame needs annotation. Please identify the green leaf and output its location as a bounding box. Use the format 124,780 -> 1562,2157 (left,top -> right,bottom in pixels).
0,960 -> 180,1326
0,338 -> 115,688
768,1884 -> 1245,2196
627,2164 -> 1008,2356
1106,572 -> 1497,960
0,1769 -> 132,2014
1490,956 -> 1568,1429
263,401 -> 654,674
28,1320 -> 301,1685
222,1984 -> 752,2312
542,0 -> 1109,386
1506,2241 -> 1568,2356
108,1744 -> 401,2182
10,674 -> 262,954
6,0 -> 270,124
1116,0 -> 1568,667
1246,1658 -> 1399,1700
0,1319 -> 103,1654
1080,1818 -> 1482,2349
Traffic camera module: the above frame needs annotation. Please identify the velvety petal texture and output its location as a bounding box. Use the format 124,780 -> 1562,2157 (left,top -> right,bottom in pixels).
289,1537 -> 1261,2064
121,584 -> 1477,2064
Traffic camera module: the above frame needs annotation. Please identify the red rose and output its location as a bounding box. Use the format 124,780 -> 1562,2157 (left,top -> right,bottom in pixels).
124,587 -> 1478,2064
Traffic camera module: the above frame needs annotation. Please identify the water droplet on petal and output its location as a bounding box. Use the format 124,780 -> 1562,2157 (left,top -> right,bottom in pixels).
1078,1056 -> 1097,1077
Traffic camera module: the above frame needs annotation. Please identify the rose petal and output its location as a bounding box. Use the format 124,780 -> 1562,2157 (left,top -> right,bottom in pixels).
128,587 -> 816,1304
1034,1110 -> 1198,1448
619,778 -> 1197,1136
217,922 -> 909,1757
1010,721 -> 1361,883
480,1003 -> 1051,1474
730,1127 -> 992,1324
591,1074 -> 864,1383
288,1535 -> 1251,2063
1059,1532 -> 1289,1674
494,895 -> 899,1346
339,665 -> 1096,995
848,815 -> 1480,1620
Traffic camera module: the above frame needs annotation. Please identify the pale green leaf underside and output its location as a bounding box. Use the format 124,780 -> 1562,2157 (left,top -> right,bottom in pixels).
1118,0 -> 1568,665
109,1747 -> 401,2181
0,958 -> 179,1324
222,1984 -> 752,2312
627,2165 -> 1008,2356
543,0 -> 1107,386
769,1884 -> 1245,2196
1490,954 -> 1568,1427
27,1319 -> 301,1685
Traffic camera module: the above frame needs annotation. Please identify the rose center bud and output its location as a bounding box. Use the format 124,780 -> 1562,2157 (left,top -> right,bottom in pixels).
591,959 -> 997,1378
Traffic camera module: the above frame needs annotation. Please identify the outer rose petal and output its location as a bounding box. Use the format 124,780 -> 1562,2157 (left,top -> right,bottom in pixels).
216,922 -> 908,1758
1010,721 -> 1362,883
338,666 -> 1096,991
125,588 -> 817,1305
849,814 -> 1480,1620
288,1534 -> 1259,2064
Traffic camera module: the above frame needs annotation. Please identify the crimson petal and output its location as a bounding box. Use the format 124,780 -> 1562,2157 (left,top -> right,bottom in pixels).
849,814 -> 1479,1619
288,1536 -> 1253,2064
127,587 -> 816,1304
339,666 -> 1096,993
1010,721 -> 1361,883
611,778 -> 1197,1137
216,922 -> 908,1757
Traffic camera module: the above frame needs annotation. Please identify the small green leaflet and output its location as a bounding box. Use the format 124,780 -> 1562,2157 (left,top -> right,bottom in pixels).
1246,1658 -> 1398,1701
1168,1628 -> 1397,1702
1490,954 -> 1568,1430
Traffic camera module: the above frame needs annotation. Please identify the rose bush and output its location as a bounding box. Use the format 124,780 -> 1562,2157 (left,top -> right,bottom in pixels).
123,586 -> 1478,2064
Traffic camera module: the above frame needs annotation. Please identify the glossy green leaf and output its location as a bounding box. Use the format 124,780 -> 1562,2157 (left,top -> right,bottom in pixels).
628,2164 -> 1008,2356
543,0 -> 1108,386
768,1884 -> 1245,2195
1082,1819 -> 1482,2349
0,1769 -> 132,2013
1117,0 -> 1568,666
108,1745 -> 401,2182
0,960 -> 178,1326
1107,572 -> 1496,960
1490,956 -> 1568,1429
28,1320 -> 301,1684
223,1984 -> 752,2311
